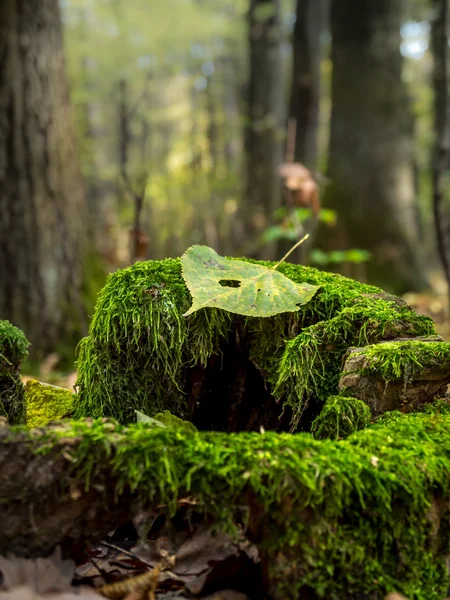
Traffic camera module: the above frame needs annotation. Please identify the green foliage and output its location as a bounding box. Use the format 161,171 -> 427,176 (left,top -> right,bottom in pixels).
23,412 -> 450,599
311,395 -> 371,440
310,248 -> 372,266
262,208 -> 371,266
0,321 -> 29,425
25,380 -> 75,429
181,245 -> 320,317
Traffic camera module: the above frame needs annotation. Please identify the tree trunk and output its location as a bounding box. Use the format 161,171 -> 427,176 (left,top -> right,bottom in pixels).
246,0 -> 285,259
320,0 -> 426,294
289,0 -> 329,170
431,0 -> 450,312
0,0 -> 88,355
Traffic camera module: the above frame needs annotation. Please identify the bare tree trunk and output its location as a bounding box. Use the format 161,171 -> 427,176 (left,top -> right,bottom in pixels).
0,0 -> 88,355
118,78 -> 130,182
289,0 -> 329,170
206,76 -> 219,175
318,0 -> 427,294
431,0 -> 450,313
246,0 -> 285,259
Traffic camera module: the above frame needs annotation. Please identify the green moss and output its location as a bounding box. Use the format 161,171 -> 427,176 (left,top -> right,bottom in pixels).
74,259 -> 233,422
152,410 -> 198,432
20,412 -> 450,599
25,380 -> 75,429
275,297 -> 435,429
422,398 -> 450,415
0,321 -> 29,367
74,258 -> 435,428
0,321 -> 29,425
347,340 -> 450,383
311,395 -> 371,439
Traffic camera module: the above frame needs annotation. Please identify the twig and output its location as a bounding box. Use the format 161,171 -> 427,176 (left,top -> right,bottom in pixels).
99,541 -> 156,570
272,234 -> 309,270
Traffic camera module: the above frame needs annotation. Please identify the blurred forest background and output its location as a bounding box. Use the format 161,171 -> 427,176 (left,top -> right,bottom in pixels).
1,0 -> 450,367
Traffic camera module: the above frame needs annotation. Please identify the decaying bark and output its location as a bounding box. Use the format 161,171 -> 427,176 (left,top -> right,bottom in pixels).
0,421 -> 131,558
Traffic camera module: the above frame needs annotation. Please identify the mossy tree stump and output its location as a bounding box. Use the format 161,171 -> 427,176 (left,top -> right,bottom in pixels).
74,258 -> 436,432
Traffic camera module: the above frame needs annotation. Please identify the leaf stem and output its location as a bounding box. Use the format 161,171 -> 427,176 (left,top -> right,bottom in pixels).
272,234 -> 310,270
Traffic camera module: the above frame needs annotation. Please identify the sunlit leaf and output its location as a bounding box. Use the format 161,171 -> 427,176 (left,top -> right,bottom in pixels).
181,245 -> 320,317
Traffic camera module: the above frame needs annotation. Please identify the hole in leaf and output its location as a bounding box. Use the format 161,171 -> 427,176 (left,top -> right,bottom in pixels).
218,279 -> 241,288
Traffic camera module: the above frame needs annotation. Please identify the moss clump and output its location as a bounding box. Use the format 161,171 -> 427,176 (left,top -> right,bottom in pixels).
274,297 -> 435,428
25,380 -> 75,429
74,258 -> 435,428
152,410 -> 198,432
0,321 -> 29,424
348,340 -> 450,383
20,412 -> 450,599
311,395 -> 371,439
75,258 -> 233,422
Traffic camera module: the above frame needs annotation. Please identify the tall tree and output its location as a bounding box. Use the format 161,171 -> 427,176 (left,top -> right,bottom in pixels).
320,0 -> 426,293
246,0 -> 285,258
289,0 -> 329,170
431,0 -> 450,311
0,0 -> 88,355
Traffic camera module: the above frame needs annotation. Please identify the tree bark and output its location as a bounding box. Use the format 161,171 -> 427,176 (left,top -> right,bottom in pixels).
246,0 -> 285,259
431,0 -> 450,312
0,0 -> 88,355
319,0 -> 426,294
289,0 -> 329,170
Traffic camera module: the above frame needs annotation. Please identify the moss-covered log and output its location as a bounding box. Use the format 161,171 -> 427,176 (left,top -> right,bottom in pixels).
74,258 -> 436,431
1,414 -> 450,599
340,337 -> 450,416
0,320 -> 29,424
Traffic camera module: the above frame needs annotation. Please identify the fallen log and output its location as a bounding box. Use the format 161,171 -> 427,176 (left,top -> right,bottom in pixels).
2,414 -> 450,599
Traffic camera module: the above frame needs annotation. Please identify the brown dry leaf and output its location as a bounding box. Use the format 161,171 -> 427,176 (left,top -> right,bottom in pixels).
279,163 -> 312,188
97,565 -> 161,600
279,162 -> 320,214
